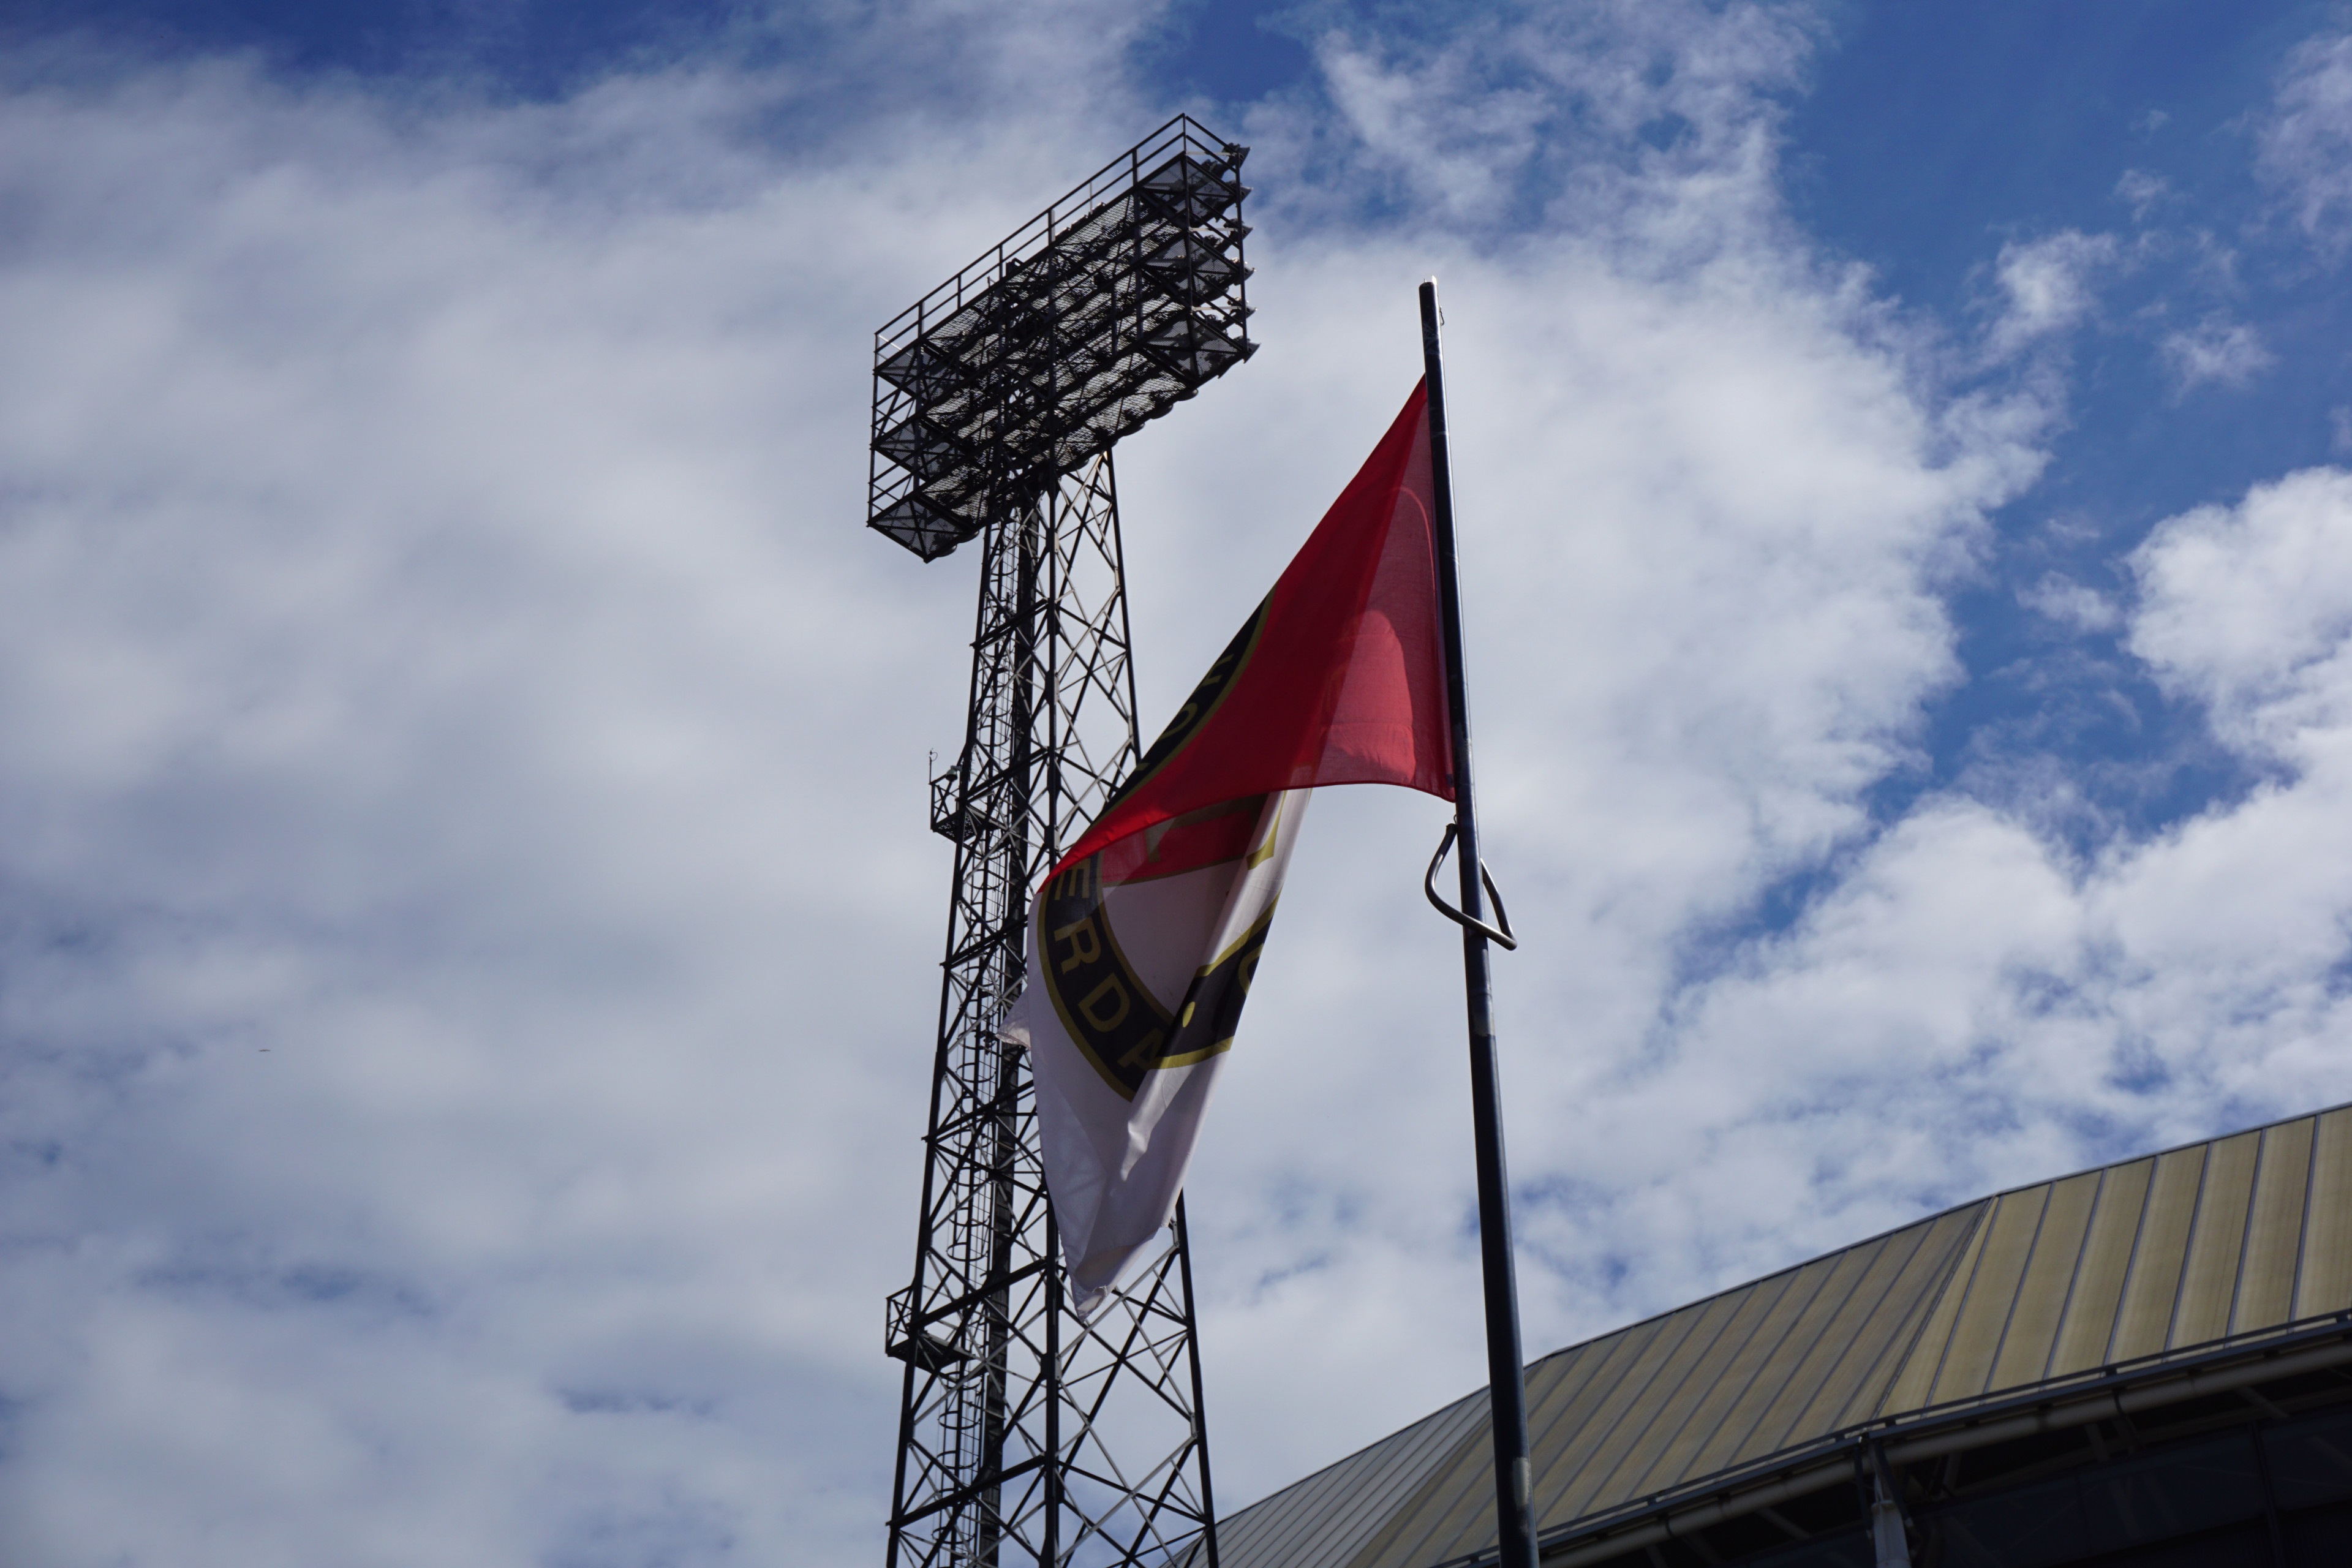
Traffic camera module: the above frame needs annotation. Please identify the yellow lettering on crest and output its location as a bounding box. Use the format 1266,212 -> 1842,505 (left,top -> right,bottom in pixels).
1079,978 -> 1131,1031
1053,916 -> 1102,972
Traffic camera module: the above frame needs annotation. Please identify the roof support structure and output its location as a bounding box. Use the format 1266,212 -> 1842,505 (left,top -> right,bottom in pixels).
1539,1323 -> 2352,1567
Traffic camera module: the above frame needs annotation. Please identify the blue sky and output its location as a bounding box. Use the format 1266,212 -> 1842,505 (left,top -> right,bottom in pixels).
7,1 -> 2352,1564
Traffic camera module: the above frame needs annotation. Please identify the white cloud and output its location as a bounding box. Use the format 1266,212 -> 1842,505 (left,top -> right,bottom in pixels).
0,25 -> 1163,1567
2131,467 -> 2352,752
2259,28 -> 2352,251
1293,0 -> 1825,258
2159,314 -> 2275,393
1514,467 -> 2352,1354
2019,571 -> 2122,632
2116,167 -> 2171,222
1985,228 -> 2119,356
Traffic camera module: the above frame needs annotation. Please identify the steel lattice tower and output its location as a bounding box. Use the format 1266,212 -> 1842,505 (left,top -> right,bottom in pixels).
865,118 -> 1257,1568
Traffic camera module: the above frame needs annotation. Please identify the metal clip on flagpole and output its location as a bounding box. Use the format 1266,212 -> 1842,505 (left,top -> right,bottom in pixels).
1420,277 -> 1543,1568
1423,823 -> 1517,950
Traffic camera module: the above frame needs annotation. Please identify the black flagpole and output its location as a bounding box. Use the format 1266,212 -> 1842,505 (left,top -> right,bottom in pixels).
1419,277 -> 1540,1568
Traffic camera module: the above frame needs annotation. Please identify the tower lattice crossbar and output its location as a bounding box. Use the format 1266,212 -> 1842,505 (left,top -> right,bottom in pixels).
870,116 -> 1257,1568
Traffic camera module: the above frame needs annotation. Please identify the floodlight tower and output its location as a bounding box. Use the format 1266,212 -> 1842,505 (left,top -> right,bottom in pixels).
869,117 -> 1257,1568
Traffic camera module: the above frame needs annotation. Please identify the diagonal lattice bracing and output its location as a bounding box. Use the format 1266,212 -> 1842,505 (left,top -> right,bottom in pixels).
886,454 -> 1221,1568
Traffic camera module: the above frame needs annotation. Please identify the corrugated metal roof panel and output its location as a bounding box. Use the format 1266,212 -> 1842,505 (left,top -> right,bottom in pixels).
1520,1316 -> 1667,1519
1646,1252 -> 1849,1491
1577,1270 -> 1804,1514
1211,1104 -> 2352,1568
1335,1405 -> 1500,1568
2046,1158 -> 2150,1378
1877,1199 -> 1992,1415
1520,1325 -> 1654,1532
1205,1385 -> 1488,1568
1513,1339 -> 1614,1506
1735,1227 -> 1910,1453
1529,1302 -> 1716,1520
1335,1340 -> 1666,1568
2174,1129 -> 2260,1348
1811,1205 -> 1986,1434
2109,1144 -> 2204,1361
1929,1185 -> 2047,1404
2297,1107 -> 2352,1317
1989,1170 -> 2098,1392
1675,1235 -> 1882,1480
1360,1299 -> 1735,1568
2235,1118 -> 2313,1334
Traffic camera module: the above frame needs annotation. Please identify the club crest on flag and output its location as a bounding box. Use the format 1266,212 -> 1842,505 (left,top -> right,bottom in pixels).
1036,794 -> 1287,1102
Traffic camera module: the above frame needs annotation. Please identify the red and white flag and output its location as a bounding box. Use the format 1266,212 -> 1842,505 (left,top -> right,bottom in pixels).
1001,383 -> 1457,1312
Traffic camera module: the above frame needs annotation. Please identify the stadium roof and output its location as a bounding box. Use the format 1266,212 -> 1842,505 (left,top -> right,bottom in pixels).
1207,1102 -> 2352,1568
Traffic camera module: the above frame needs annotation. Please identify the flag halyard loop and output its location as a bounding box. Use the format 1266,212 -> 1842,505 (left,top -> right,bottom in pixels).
1422,821 -> 1518,951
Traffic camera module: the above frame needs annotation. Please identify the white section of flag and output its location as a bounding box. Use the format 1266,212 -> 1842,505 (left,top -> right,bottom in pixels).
1001,790 -> 1310,1316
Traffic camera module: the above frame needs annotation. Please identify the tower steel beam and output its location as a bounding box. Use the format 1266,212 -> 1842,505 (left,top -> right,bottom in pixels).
870,116 -> 1256,1568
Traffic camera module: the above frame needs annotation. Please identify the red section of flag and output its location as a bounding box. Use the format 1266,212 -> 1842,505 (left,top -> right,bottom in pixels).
1060,383 -> 1453,880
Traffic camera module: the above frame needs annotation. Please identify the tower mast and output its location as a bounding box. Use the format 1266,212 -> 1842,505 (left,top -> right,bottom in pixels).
867,116 -> 1258,1568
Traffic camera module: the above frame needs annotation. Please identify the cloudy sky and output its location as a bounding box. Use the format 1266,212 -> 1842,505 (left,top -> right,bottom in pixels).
6,0 -> 2352,1562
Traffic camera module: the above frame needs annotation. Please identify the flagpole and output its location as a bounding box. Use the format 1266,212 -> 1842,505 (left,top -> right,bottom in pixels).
1419,278 -> 1540,1568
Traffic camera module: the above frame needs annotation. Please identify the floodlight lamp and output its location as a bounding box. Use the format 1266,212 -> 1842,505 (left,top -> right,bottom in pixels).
865,116 -> 1258,561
